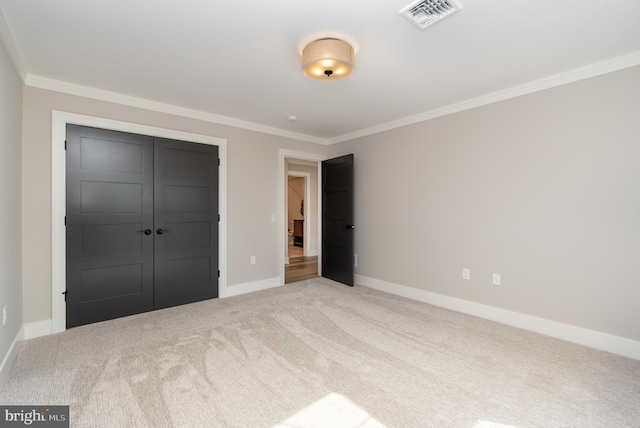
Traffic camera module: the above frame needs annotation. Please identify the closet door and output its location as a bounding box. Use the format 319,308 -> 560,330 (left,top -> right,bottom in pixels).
66,127 -> 220,328
66,125 -> 155,328
153,138 -> 219,309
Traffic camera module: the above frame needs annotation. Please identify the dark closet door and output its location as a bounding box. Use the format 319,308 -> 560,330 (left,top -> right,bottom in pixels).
322,154 -> 355,286
153,138 -> 219,309
66,126 -> 220,328
66,125 -> 155,328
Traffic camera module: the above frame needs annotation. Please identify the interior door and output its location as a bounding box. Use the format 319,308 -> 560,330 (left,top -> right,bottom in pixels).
66,126 -> 219,328
153,138 -> 219,309
66,125 -> 155,328
322,154 -> 355,286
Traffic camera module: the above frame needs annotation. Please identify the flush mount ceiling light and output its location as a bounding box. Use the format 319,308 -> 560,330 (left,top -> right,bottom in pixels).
302,38 -> 354,81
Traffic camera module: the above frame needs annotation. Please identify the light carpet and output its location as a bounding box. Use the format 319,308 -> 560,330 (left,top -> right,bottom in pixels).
2,278 -> 640,427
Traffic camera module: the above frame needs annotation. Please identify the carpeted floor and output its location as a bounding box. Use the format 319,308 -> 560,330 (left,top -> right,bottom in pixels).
2,278 -> 639,427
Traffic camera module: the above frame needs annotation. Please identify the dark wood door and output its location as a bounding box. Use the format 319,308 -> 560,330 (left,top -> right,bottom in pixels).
322,154 -> 355,286
66,126 -> 219,328
66,125 -> 155,328
153,138 -> 219,309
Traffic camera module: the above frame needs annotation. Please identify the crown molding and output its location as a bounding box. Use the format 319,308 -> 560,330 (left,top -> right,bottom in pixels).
0,7 -> 25,81
19,48 -> 640,147
328,50 -> 640,145
24,74 -> 329,145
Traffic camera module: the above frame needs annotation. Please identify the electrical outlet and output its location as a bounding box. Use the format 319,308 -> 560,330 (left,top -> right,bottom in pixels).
462,268 -> 470,280
492,273 -> 501,286
250,256 -> 256,265
2,306 -> 6,326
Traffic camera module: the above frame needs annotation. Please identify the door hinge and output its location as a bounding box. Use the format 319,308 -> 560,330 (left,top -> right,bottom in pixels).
62,290 -> 68,302
218,158 -> 220,166
218,214 -> 220,222
217,270 -> 220,278
64,216 -> 67,226
64,140 -> 67,150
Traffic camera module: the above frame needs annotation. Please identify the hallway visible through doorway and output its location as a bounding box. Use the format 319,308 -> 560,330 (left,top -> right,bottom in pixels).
285,256 -> 318,283
288,245 -> 303,258
285,157 -> 319,283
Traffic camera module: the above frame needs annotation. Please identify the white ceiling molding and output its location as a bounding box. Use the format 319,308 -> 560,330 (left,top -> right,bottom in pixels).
24,75 -> 329,145
327,50 -> 640,145
22,50 -> 640,148
0,7 -> 25,81
3,1 -> 640,142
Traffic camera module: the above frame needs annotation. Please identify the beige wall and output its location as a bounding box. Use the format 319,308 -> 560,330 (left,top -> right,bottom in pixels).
0,41 -> 23,359
329,66 -> 640,341
21,87 -> 327,324
15,61 -> 640,344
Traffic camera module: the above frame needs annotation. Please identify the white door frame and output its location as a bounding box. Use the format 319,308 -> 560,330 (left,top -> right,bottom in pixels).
278,149 -> 326,285
51,111 -> 228,334
287,171 -> 311,260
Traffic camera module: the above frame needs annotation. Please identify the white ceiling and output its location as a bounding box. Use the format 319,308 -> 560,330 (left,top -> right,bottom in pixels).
1,0 -> 639,144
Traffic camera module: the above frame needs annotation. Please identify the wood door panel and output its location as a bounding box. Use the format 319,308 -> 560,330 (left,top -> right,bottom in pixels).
164,147 -> 212,179
322,154 -> 354,286
163,257 -> 211,288
153,138 -> 219,310
324,219 -> 348,245
79,263 -> 144,302
66,125 -> 154,328
323,246 -> 349,280
80,223 -> 144,258
80,182 -> 143,214
163,222 -> 211,251
164,185 -> 211,213
80,137 -> 144,174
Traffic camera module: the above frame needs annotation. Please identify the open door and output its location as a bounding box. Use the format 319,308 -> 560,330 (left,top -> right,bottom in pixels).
322,154 -> 354,286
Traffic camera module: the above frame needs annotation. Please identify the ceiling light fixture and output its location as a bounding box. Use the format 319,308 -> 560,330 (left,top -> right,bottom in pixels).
302,38 -> 354,81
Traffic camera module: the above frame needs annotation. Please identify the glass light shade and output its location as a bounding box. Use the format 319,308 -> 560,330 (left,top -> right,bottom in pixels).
302,38 -> 354,81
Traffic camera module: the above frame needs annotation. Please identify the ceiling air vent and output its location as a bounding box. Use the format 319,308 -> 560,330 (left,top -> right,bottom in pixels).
399,0 -> 463,30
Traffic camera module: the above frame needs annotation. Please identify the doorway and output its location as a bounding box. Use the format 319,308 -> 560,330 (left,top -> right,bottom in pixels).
285,161 -> 318,283
279,150 -> 325,285
65,124 -> 220,328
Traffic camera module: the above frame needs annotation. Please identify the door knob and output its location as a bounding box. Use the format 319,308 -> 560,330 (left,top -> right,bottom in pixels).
347,224 -> 355,230
156,228 -> 164,235
143,229 -> 152,235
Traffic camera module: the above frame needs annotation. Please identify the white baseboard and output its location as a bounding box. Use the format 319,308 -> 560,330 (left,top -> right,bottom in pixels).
224,277 -> 281,298
23,319 -> 53,340
307,249 -> 319,257
285,257 -> 290,265
356,275 -> 640,361
19,279 -> 282,342
0,325 -> 24,391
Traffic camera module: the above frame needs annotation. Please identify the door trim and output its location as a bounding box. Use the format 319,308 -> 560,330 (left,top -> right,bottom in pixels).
52,111 -> 228,334
278,149 -> 326,285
